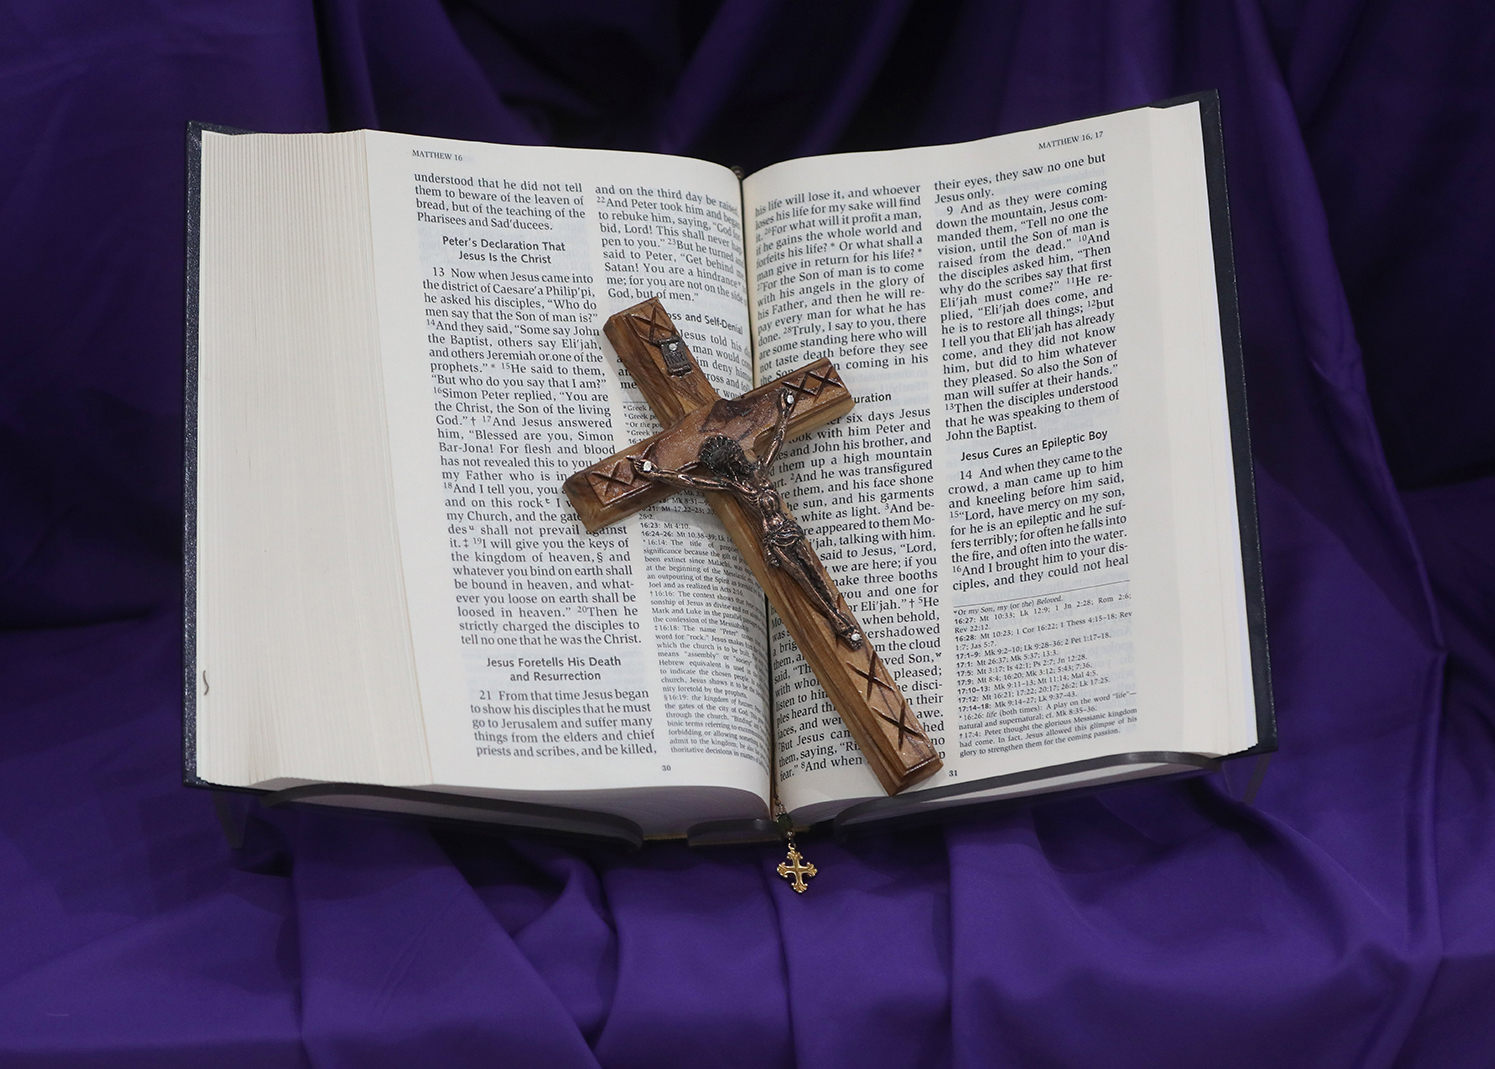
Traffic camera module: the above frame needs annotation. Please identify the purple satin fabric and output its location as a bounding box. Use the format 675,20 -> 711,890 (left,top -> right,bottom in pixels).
2,2 -> 1491,1064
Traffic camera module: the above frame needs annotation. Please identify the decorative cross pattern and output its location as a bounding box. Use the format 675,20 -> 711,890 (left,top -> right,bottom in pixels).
777,843 -> 818,893
877,702 -> 925,752
850,648 -> 930,753
585,458 -> 641,503
627,305 -> 692,375
781,364 -> 842,401
626,303 -> 674,346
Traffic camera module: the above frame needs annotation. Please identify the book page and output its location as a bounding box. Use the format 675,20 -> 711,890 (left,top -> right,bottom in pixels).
745,104 -> 1254,818
361,132 -> 771,816
194,130 -> 434,792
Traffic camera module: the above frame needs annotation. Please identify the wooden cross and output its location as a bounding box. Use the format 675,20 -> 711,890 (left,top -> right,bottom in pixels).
563,299 -> 943,795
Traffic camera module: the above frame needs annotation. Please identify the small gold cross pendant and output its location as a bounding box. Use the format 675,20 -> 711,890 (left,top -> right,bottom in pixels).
777,840 -> 818,894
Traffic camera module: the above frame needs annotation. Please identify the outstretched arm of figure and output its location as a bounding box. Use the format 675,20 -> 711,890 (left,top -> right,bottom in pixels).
757,388 -> 797,472
629,455 -> 731,492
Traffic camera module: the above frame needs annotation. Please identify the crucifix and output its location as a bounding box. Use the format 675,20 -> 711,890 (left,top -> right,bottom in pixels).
563,299 -> 943,795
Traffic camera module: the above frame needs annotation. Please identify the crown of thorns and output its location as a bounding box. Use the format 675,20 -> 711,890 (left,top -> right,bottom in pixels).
698,435 -> 754,479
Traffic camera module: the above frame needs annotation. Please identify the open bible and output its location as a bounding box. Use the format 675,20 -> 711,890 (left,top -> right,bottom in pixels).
186,93 -> 1273,847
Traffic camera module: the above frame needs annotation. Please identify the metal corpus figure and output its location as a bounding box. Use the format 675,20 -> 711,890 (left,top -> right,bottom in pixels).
629,388 -> 865,650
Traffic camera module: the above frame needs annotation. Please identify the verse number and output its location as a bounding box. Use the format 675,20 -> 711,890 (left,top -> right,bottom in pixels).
432,266 -> 446,277
478,690 -> 491,700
